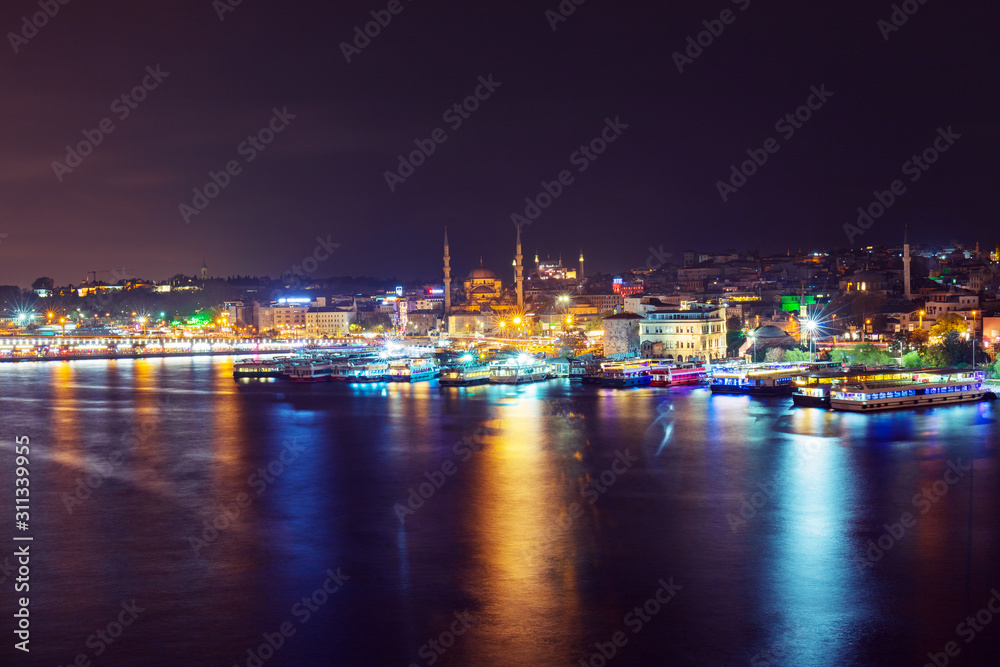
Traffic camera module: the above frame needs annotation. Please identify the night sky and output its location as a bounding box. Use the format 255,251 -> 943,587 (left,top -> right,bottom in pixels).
1,0 -> 997,287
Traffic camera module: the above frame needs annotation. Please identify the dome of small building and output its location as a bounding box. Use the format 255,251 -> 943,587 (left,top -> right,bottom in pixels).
752,325 -> 791,340
468,267 -> 497,280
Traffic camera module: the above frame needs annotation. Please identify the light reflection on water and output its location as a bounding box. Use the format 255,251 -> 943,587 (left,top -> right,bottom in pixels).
0,357 -> 998,666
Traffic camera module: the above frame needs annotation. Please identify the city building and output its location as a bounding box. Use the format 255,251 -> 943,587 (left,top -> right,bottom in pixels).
305,307 -> 355,336
638,302 -> 727,361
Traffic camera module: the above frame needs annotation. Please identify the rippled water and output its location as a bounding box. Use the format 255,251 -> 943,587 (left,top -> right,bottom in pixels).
1,356 -> 999,666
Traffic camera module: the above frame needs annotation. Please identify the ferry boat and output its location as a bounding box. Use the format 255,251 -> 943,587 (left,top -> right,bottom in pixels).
601,361 -> 652,387
387,357 -> 438,382
346,360 -> 389,382
288,360 -> 334,383
489,357 -> 550,385
792,367 -> 909,408
710,367 -> 802,396
439,363 -> 491,386
650,361 -> 707,387
830,370 -> 988,412
580,360 -> 604,385
233,359 -> 284,379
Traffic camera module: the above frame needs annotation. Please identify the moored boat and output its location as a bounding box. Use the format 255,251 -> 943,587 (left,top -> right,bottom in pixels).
650,361 -> 707,387
793,367 -> 907,408
440,363 -> 491,386
710,366 -> 801,396
830,369 -> 987,412
489,357 -> 550,384
233,359 -> 284,379
387,357 -> 438,382
288,360 -> 333,383
601,360 -> 652,387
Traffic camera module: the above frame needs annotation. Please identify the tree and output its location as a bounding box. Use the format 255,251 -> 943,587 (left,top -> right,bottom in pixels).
910,328 -> 929,349
31,277 -> 54,291
902,350 -> 923,368
831,344 -> 894,366
784,349 -> 811,362
765,348 -> 786,362
929,313 -> 969,341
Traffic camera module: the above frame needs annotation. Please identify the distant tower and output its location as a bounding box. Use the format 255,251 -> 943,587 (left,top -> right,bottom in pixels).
535,250 -> 539,274
903,226 -> 912,300
515,226 -> 524,310
579,249 -> 585,280
443,229 -> 451,318
201,259 -> 208,281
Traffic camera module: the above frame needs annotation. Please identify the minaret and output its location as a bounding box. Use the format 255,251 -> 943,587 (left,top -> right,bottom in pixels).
443,229 -> 451,318
902,225 -> 912,300
579,249 -> 585,280
515,226 -> 524,310
535,250 -> 539,274
201,259 -> 208,281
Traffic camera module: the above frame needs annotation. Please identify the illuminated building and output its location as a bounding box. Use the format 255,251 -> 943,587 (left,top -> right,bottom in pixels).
305,308 -> 355,336
464,262 -> 503,303
639,302 -> 727,361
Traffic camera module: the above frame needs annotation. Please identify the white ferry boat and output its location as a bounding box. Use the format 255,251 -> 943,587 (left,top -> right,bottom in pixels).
387,357 -> 438,382
650,361 -> 706,387
489,357 -> 550,385
600,361 -> 652,387
830,370 -> 988,412
440,363 -> 491,386
793,367 -> 908,408
288,361 -> 334,383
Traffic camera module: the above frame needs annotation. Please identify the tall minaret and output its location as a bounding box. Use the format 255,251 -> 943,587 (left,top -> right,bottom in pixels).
579,249 -> 585,280
535,250 -> 539,274
201,259 -> 208,281
515,226 -> 524,310
443,229 -> 451,318
902,225 -> 911,300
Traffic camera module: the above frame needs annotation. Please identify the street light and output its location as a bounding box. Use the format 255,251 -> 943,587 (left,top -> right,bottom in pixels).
805,319 -> 817,361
